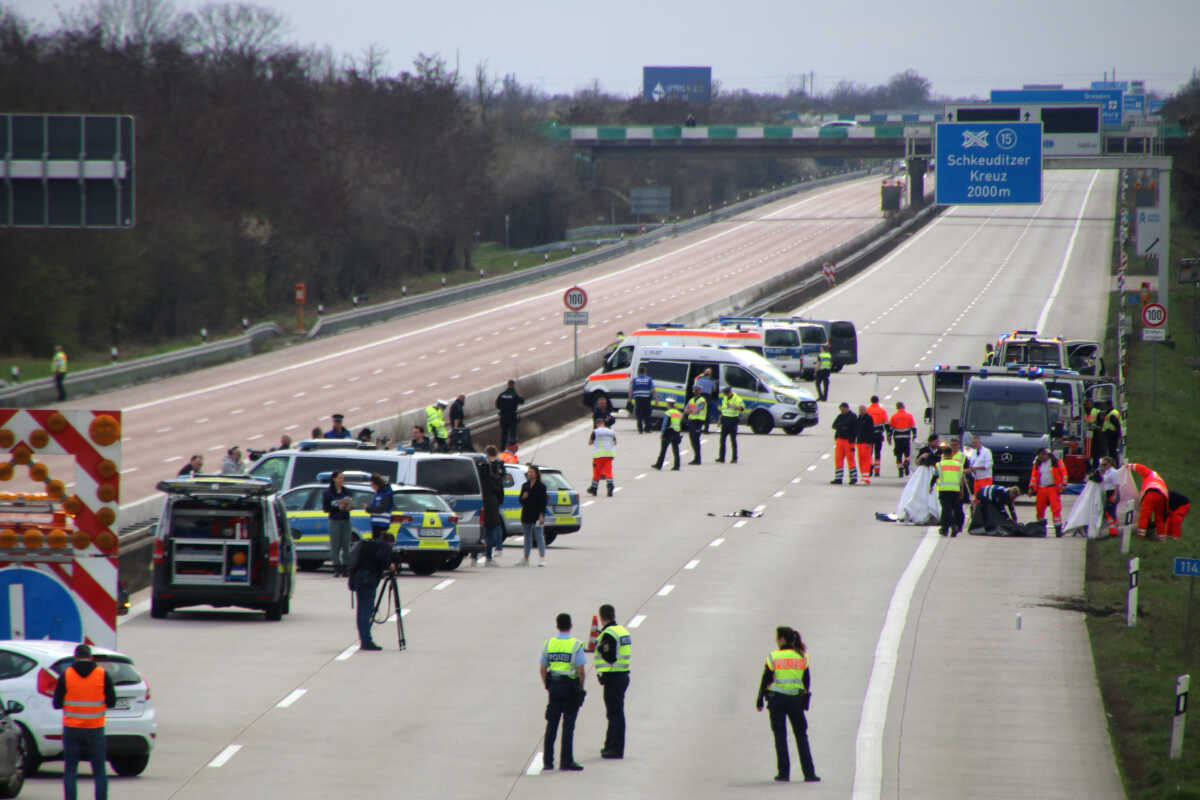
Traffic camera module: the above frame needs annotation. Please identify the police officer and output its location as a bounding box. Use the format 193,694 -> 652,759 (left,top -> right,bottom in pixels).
595,603 -> 631,759
651,398 -> 683,471
715,385 -> 745,463
630,366 -> 656,433
495,380 -> 525,447
693,368 -> 717,433
540,612 -> 586,772
814,345 -> 832,402
325,413 -> 353,439
755,626 -> 819,784
684,385 -> 707,465
426,400 -> 449,451
1102,404 -> 1122,466
936,447 -> 963,536
53,643 -> 116,800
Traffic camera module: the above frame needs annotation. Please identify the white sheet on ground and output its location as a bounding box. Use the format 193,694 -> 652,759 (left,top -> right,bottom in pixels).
895,465 -> 940,525
1064,480 -> 1104,538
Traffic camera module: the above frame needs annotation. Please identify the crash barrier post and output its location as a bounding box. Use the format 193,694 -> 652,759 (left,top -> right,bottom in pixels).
1170,674 -> 1189,760
1127,557 -> 1140,628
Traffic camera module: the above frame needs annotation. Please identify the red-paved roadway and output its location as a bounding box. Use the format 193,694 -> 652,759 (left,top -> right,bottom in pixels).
69,175 -> 890,505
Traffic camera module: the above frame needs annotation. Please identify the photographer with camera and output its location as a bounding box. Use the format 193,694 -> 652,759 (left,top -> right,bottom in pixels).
539,612 -> 587,772
348,474 -> 397,651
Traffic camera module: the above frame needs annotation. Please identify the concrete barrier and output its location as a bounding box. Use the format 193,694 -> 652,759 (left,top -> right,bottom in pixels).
0,322 -> 283,407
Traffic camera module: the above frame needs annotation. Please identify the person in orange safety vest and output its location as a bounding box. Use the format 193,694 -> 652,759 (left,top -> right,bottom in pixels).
886,402 -> 917,478
1129,462 -> 1191,540
53,643 -> 117,800
866,396 -> 888,477
1028,449 -> 1068,537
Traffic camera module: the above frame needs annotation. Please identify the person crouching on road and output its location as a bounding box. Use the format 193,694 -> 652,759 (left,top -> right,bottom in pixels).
323,471 -> 354,577
54,643 -> 116,800
1129,462 -> 1191,540
588,417 -> 617,497
540,612 -> 586,772
519,464 -> 548,567
831,403 -> 858,485
1029,449 -> 1067,537
854,405 -> 875,486
972,485 -> 1020,533
936,447 -> 964,537
756,626 -> 819,784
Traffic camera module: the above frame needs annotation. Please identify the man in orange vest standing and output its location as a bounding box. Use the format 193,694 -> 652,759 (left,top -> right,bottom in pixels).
886,402 -> 917,477
1028,449 -> 1068,538
866,396 -> 888,478
53,644 -> 116,800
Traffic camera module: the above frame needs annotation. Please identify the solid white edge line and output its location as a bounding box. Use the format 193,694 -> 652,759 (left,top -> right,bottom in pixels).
851,528 -> 940,800
527,753 -> 544,775
1035,170 -> 1100,332
335,645 -> 359,661
208,744 -> 243,768
276,689 -> 306,708
433,579 -> 454,591
628,614 -> 646,628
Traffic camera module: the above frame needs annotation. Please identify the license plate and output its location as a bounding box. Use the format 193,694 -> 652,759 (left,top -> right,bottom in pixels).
114,698 -> 132,710
553,505 -> 574,514
554,516 -> 577,525
417,540 -> 450,550
996,475 -> 1018,484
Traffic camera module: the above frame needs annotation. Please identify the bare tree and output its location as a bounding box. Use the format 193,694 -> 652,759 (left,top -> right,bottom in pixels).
475,60 -> 497,123
182,2 -> 287,59
60,0 -> 183,55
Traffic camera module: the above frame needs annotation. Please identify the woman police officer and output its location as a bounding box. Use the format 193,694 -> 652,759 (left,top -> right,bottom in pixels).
755,626 -> 820,783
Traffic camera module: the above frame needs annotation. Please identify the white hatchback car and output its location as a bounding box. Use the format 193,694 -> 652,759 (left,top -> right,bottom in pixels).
0,641 -> 156,777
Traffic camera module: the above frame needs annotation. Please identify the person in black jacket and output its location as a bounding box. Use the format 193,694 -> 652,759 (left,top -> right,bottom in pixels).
348,529 -> 395,651
323,471 -> 355,577
519,465 -> 548,567
449,394 -> 466,429
830,403 -> 858,485
755,626 -> 819,783
496,380 -> 525,447
481,446 -> 507,565
854,404 -> 876,486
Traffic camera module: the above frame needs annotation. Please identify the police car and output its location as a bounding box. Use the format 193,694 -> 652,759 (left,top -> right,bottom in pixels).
500,464 -> 581,545
283,473 -> 460,576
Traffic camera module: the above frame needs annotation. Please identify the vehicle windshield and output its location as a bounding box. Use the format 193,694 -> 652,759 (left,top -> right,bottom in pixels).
394,492 -> 452,513
764,329 -> 799,347
52,656 -> 143,685
1000,342 -> 1061,366
415,459 -> 480,496
731,350 -> 797,388
538,471 -> 573,492
799,326 -> 826,345
965,400 -> 1049,435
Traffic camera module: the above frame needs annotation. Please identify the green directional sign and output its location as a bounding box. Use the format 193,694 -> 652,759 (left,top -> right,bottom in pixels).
1,114 -> 135,228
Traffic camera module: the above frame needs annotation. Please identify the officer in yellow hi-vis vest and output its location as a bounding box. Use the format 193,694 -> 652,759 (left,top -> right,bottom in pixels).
936,447 -> 964,537
540,612 -> 587,771
651,398 -> 683,471
684,385 -> 707,465
755,626 -> 819,783
716,385 -> 745,464
595,603 -> 631,759
53,643 -> 116,800
52,344 -> 68,401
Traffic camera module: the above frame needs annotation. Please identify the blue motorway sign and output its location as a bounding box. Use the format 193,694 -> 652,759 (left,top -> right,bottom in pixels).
991,89 -> 1123,125
1124,94 -> 1145,115
935,122 -> 1042,205
1091,80 -> 1129,91
643,66 -> 712,104
1148,99 -> 1165,114
1174,557 -> 1200,578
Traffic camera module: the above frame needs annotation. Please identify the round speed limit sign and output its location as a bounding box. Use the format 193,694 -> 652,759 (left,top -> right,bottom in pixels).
563,286 -> 588,311
1142,303 -> 1166,328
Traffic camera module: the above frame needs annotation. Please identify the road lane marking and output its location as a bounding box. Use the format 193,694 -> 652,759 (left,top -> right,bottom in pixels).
613,487 -> 624,493
155,426 -> 171,433
263,400 -> 276,405
684,560 -> 700,570
657,584 -> 675,596
335,645 -> 359,661
348,376 -> 360,382
322,384 -> 335,389
733,520 -> 747,528
433,579 -> 455,591
376,398 -> 389,404
628,614 -> 646,628
471,366 -> 480,371
276,689 -> 306,708
773,490 -> 785,497
373,368 -> 384,375
385,609 -> 412,622
1036,170 -> 1100,332
634,473 -> 647,480
753,504 -> 766,512
120,467 -> 139,474
791,477 -> 802,483
852,528 -> 940,799
163,456 -> 183,463
247,434 -> 263,440
527,754 -> 544,776
194,418 -> 208,424
402,390 -> 414,395
207,445 -> 224,451
293,392 -> 307,398
820,453 -> 830,460
208,744 -> 242,768
284,424 -> 299,430
450,374 -> 460,380
709,538 -> 724,547
582,500 -> 594,508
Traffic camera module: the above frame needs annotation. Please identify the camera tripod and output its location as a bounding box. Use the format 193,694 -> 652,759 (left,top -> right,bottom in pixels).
372,569 -> 406,650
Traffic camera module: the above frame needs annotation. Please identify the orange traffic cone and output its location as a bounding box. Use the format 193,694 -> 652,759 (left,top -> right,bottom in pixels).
585,615 -> 600,652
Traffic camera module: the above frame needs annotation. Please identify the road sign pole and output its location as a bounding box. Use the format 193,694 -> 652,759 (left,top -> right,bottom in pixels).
573,326 -> 579,379
1128,557 -> 1140,627
1185,578 -> 1195,659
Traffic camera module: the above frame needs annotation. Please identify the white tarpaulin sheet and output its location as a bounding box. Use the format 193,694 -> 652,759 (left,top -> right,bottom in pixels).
1064,480 -> 1104,538
894,465 -> 940,525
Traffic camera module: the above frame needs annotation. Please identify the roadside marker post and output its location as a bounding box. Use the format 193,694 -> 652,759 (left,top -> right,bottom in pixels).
1127,557 -> 1140,628
1170,674 -> 1189,760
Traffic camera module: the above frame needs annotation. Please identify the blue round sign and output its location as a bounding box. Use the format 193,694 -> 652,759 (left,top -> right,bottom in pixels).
0,567 -> 84,641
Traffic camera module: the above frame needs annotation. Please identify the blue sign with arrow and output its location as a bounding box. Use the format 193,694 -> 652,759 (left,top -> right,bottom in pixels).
935,122 -> 1042,205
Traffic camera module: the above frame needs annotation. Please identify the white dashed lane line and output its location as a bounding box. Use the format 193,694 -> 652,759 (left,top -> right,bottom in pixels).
628,614 -> 647,628
207,445 -> 224,451
293,392 -> 306,398
684,560 -> 700,570
263,400 -> 276,406
582,500 -> 595,508
156,426 -> 171,433
194,418 -> 209,424
526,755 -> 544,776
613,487 -> 624,494
791,477 -> 802,484
433,579 -> 455,591
634,473 -> 647,480
208,744 -> 242,768
120,467 -> 139,474
335,645 -> 359,661
373,368 -> 384,375
657,585 -> 675,597
773,490 -> 785,497
163,456 -> 183,463
247,434 -> 263,441
733,520 -> 748,528
348,376 -> 360,382
710,538 -> 725,547
276,689 -> 306,708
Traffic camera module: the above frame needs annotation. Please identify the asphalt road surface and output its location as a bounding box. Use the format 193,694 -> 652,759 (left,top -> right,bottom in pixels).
21,170 -> 1124,799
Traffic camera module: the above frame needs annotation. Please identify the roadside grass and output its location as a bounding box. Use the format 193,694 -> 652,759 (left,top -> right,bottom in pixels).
1086,204 -> 1200,798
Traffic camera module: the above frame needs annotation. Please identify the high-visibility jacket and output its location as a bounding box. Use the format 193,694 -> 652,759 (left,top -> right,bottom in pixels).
936,457 -> 963,491
686,396 -> 707,421
1130,463 -> 1168,502
63,665 -> 107,729
425,405 -> 448,438
1028,458 -> 1067,494
52,351 -> 68,374
499,451 -> 518,464
765,648 -> 808,695
867,403 -> 888,439
888,410 -> 916,440
719,393 -> 745,418
544,637 -> 583,678
595,624 -> 632,674
1102,409 -> 1122,433
1084,408 -> 1100,430
591,426 -> 616,458
817,351 -> 832,371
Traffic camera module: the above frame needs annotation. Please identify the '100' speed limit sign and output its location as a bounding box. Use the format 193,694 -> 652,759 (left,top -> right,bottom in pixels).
564,286 -> 588,311
1142,303 -> 1166,327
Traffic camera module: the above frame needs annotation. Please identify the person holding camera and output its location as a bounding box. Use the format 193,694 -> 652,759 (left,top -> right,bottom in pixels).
349,474 -> 396,651
755,626 -> 819,784
540,612 -> 587,772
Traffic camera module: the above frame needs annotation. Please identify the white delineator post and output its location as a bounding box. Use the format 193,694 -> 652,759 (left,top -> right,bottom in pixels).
1127,557 -> 1140,627
1170,674 -> 1189,760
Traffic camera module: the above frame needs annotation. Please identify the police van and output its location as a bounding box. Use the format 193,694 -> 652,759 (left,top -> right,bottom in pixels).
711,316 -> 807,377
591,345 -> 817,434
588,325 -> 765,407
247,445 -> 483,564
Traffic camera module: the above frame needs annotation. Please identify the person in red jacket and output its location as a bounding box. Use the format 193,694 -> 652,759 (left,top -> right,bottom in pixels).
1028,449 -> 1068,537
1129,463 -> 1190,540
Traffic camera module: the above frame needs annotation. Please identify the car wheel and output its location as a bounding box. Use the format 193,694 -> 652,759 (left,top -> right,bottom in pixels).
784,424 -> 804,435
442,554 -> 465,571
264,599 -> 284,621
149,596 -> 170,620
297,560 -> 324,572
409,556 -> 439,576
543,531 -> 558,546
833,363 -> 844,372
0,730 -> 27,797
17,726 -> 39,779
108,753 -> 150,777
281,591 -> 291,615
749,410 -> 774,435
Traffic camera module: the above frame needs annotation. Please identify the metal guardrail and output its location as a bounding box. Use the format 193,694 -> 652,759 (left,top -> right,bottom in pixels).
0,322 -> 283,407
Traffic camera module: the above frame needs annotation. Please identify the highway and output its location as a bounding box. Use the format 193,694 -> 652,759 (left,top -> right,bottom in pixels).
57,174 -> 891,508
20,169 -> 1126,798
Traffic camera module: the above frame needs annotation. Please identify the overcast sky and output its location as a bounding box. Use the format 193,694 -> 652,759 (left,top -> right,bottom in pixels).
9,0 -> 1199,99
